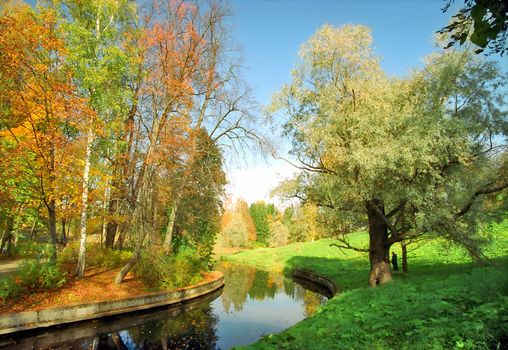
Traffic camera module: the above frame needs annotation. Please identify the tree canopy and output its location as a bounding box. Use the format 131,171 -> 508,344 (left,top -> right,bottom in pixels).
272,24 -> 508,286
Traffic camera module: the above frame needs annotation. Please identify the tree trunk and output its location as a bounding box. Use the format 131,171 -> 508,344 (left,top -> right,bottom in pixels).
47,199 -> 58,261
111,332 -> 128,350
115,247 -> 140,284
162,203 -> 178,254
115,224 -> 127,250
76,125 -> 94,277
366,199 -> 392,287
30,221 -> 36,240
101,178 -> 110,246
0,215 -> 14,255
61,218 -> 67,245
401,240 -> 408,273
105,198 -> 118,248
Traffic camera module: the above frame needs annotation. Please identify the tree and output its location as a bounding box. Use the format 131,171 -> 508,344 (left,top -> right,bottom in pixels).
218,199 -> 256,248
56,0 -> 137,276
172,129 -> 227,264
220,211 -> 249,248
439,0 -> 508,55
249,201 -> 277,244
272,24 -> 508,286
268,220 -> 289,248
283,203 -> 321,243
0,3 -> 91,257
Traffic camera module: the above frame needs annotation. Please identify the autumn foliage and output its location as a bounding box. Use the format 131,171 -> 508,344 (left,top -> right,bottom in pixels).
0,0 -> 259,286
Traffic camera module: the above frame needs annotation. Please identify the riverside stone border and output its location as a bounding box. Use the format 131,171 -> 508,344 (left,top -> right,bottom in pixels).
0,271 -> 224,336
292,269 -> 340,296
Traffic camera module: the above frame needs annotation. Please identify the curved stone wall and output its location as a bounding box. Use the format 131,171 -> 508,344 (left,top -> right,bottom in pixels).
292,269 -> 340,297
0,271 -> 224,336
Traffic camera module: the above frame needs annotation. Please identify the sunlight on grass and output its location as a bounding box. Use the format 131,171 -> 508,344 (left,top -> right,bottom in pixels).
225,221 -> 508,349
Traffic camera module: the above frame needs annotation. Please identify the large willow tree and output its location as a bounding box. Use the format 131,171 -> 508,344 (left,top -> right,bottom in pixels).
272,24 -> 508,286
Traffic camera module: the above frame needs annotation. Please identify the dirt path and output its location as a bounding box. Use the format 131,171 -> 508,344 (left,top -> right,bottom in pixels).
0,259 -> 22,277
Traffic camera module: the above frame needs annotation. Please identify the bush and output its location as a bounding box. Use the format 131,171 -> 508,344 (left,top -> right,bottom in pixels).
136,247 -> 205,290
18,245 -> 67,290
58,242 -> 131,269
0,276 -> 22,300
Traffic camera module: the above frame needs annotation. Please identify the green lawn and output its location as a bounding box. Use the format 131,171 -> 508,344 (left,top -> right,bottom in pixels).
223,220 -> 508,349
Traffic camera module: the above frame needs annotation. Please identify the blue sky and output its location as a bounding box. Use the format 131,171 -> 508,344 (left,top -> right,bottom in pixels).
226,0 -> 508,204
227,0 -> 500,108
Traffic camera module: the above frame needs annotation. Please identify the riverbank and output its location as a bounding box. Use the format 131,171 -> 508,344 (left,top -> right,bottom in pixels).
0,270 -> 224,335
224,221 -> 508,349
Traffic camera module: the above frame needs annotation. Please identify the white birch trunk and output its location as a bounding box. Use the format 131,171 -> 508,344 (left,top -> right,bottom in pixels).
76,125 -> 94,277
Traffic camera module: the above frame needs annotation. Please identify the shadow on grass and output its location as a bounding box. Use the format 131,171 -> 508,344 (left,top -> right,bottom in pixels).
282,255 -> 508,292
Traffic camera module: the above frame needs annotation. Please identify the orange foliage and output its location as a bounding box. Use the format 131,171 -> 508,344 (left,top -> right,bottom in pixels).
0,5 -> 93,208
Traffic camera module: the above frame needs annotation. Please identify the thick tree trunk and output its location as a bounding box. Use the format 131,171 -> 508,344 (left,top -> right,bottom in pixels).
366,199 -> 392,287
401,240 -> 408,273
105,198 -> 118,248
162,203 -> 178,254
76,126 -> 94,277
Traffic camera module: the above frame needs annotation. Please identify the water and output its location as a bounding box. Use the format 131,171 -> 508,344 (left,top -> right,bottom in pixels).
0,262 -> 328,349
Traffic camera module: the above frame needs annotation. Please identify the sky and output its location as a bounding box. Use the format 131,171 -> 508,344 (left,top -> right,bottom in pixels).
224,0 -> 508,205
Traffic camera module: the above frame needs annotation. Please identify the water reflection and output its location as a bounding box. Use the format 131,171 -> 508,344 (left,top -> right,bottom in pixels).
0,262 -> 327,350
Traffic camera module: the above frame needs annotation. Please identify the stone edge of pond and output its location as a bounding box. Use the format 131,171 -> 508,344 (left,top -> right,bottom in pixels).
0,271 -> 224,336
292,269 -> 340,296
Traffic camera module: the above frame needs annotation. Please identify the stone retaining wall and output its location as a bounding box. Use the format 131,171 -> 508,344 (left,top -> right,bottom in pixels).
292,269 -> 339,296
0,271 -> 224,336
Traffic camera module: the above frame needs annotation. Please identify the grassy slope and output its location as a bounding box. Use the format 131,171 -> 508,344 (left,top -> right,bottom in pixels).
223,221 -> 508,350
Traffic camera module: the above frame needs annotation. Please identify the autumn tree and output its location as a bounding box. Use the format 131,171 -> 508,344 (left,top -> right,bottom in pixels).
218,199 -> 256,248
0,3 -> 91,256
283,203 -> 321,243
272,24 -> 508,286
55,0 -> 140,275
268,220 -> 289,248
158,0 -> 262,254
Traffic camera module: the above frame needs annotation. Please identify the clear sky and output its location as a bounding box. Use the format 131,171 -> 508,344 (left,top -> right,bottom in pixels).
224,0 -> 508,205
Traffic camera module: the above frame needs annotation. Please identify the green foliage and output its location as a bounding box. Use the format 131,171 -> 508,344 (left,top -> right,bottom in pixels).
16,245 -> 67,291
136,247 -> 205,290
271,23 -> 508,266
0,276 -> 22,299
58,242 -> 131,269
249,201 -> 277,244
439,0 -> 508,55
229,220 -> 508,349
173,129 -> 226,267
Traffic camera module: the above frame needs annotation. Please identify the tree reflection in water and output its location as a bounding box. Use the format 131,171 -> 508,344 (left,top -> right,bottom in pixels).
1,263 -> 327,350
218,262 -> 327,317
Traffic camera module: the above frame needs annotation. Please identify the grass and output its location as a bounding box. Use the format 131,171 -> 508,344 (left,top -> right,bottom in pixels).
223,220 -> 508,350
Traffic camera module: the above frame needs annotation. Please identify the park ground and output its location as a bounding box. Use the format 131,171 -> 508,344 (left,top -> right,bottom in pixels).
223,220 -> 508,350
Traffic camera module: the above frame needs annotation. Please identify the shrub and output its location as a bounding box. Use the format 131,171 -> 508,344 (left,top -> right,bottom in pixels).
18,245 -> 67,290
91,248 -> 131,269
0,276 -> 22,300
136,247 -> 205,290
58,242 -> 131,269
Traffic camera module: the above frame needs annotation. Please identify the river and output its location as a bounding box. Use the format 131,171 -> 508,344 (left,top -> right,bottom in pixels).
0,262 -> 329,350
